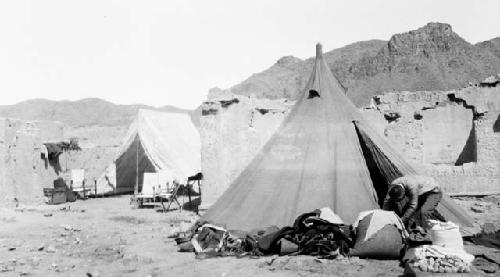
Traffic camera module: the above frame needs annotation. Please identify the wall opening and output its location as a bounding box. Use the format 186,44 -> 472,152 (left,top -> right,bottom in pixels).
455,122 -> 477,165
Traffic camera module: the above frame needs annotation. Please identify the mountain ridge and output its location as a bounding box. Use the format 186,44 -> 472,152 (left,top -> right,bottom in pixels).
1,22 -> 499,127
0,98 -> 197,128
228,22 -> 500,106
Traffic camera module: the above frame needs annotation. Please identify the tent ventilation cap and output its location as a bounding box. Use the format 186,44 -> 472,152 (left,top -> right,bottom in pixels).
308,89 -> 320,99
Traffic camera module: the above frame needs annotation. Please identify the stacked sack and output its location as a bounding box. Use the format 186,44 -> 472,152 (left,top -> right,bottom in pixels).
350,210 -> 408,259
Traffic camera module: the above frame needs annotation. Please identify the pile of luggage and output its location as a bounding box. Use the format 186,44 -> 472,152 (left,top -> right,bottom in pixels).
176,207 -> 476,274
177,208 -> 409,260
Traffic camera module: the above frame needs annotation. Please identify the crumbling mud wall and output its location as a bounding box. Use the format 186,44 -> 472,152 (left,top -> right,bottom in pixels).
0,118 -> 63,207
200,86 -> 500,207
370,87 -> 500,194
200,91 -> 293,208
58,126 -> 125,192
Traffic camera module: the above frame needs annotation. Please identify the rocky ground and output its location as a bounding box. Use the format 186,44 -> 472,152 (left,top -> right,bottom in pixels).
1,196 -> 500,277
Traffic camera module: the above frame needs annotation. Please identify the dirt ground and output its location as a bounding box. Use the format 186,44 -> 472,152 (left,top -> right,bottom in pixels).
1,196 -> 500,277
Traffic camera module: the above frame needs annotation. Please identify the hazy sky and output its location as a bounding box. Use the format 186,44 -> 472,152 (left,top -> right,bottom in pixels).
0,0 -> 499,109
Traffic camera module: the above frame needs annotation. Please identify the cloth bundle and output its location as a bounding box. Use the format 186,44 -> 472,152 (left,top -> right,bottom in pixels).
255,208 -> 353,257
179,207 -> 353,259
191,224 -> 227,253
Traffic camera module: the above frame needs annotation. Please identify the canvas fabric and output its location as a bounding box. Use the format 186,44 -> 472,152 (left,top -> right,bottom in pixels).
71,169 -> 85,188
201,44 -> 475,233
353,209 -> 407,243
98,110 -> 201,194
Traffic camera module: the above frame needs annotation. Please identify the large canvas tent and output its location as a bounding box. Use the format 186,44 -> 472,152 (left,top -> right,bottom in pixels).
201,44 -> 475,232
97,109 -> 201,194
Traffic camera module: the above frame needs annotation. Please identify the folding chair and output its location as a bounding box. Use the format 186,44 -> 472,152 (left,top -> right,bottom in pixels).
160,181 -> 182,212
186,173 -> 203,214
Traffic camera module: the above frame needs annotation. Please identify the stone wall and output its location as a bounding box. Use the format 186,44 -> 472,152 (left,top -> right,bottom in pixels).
0,118 -> 64,207
200,86 -> 500,207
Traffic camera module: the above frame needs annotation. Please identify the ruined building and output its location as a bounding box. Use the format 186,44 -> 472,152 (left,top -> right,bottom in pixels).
0,118 -> 64,207
200,85 -> 500,208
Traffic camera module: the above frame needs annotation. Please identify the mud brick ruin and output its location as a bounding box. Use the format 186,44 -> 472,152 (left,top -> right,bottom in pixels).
200,86 -> 500,207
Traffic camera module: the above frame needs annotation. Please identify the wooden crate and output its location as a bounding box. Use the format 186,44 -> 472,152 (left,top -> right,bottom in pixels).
43,188 -> 67,205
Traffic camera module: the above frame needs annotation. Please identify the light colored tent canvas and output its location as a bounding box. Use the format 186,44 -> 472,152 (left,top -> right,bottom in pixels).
71,169 -> 85,189
95,109 -> 201,194
139,172 -> 159,196
201,44 -> 475,233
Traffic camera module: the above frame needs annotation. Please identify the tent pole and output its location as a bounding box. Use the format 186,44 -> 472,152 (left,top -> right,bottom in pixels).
134,135 -> 139,196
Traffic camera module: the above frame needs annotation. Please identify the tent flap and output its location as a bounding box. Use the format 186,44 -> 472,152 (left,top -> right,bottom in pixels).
104,110 -> 201,194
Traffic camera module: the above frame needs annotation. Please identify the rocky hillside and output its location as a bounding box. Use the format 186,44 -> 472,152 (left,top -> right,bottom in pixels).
477,37 -> 500,59
229,23 -> 500,106
0,98 -> 200,128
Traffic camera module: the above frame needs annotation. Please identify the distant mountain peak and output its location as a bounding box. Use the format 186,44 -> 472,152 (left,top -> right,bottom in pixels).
387,22 -> 463,56
275,56 -> 303,67
224,22 -> 500,106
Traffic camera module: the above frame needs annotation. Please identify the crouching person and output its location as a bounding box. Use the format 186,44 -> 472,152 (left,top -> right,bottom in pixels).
383,175 -> 445,231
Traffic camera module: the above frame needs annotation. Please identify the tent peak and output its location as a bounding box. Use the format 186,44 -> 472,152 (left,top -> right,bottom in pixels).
316,43 -> 323,59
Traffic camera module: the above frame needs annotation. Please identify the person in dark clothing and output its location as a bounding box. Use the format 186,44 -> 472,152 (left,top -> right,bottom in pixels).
383,175 -> 445,230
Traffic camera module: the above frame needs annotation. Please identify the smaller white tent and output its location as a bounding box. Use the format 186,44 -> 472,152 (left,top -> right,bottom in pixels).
96,109 -> 201,194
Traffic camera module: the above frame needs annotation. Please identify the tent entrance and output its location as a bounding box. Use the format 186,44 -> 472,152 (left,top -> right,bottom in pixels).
115,134 -> 156,194
354,123 -> 402,207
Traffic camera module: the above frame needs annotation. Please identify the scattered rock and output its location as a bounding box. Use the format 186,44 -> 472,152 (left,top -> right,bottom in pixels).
43,213 -> 53,217
87,271 -> 101,277
61,224 -> 72,230
471,203 -> 491,213
266,255 -> 279,266
37,243 -> 46,251
483,195 -> 500,205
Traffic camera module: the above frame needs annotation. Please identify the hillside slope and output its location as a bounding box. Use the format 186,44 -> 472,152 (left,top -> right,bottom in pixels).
0,98 -> 195,128
477,37 -> 500,59
229,23 -> 500,106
